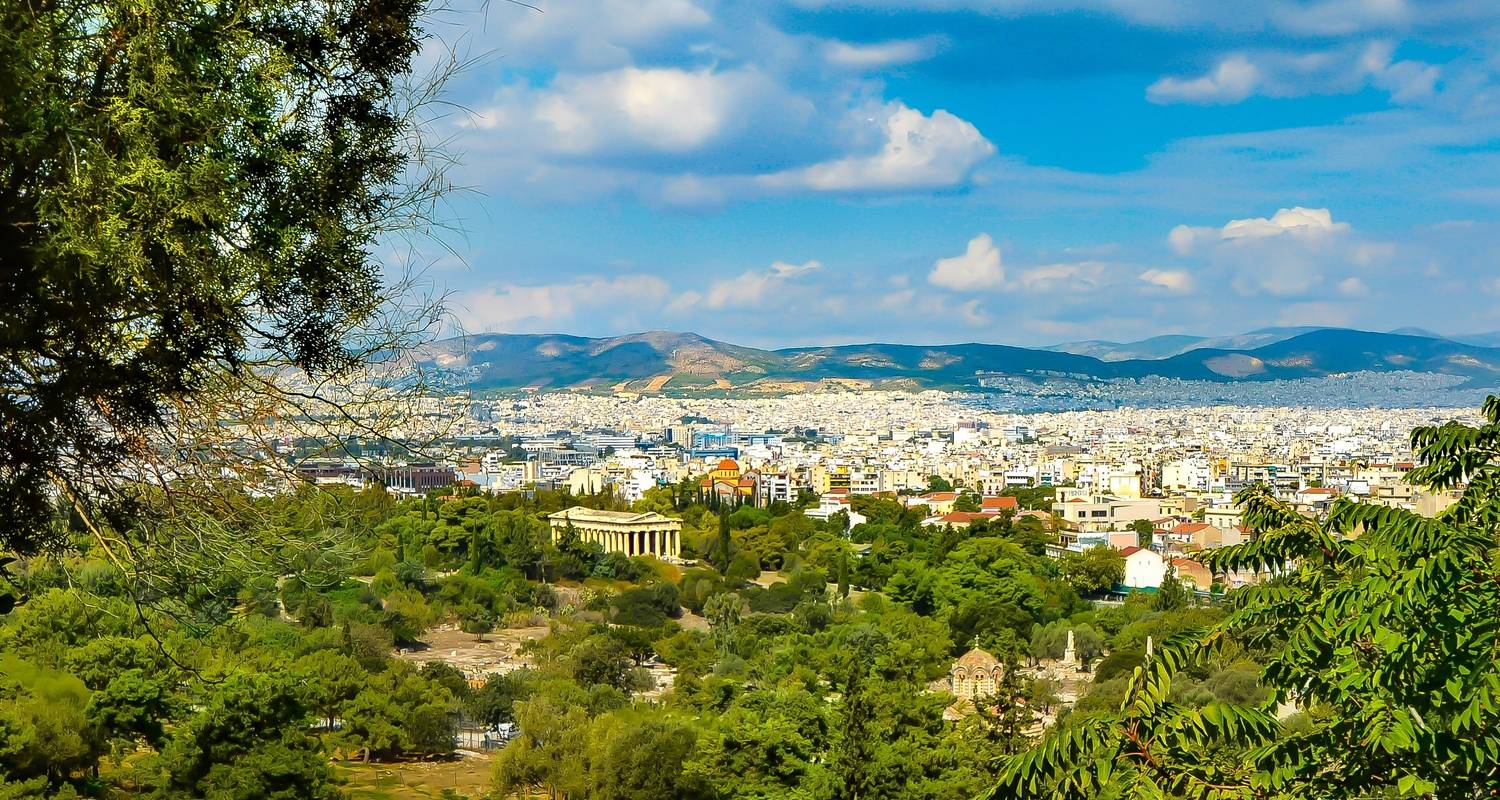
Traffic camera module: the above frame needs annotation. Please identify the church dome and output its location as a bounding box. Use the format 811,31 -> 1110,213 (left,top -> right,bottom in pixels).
716,458 -> 739,470
955,648 -> 999,669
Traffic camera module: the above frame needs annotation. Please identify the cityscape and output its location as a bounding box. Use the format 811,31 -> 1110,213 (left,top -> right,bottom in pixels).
7,0 -> 1500,798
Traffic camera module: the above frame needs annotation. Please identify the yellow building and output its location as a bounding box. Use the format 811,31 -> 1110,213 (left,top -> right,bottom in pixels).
701,458 -> 756,498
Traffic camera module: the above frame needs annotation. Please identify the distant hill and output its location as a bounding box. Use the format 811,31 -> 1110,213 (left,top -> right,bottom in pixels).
1045,327 -> 1326,361
1453,331 -> 1500,348
1041,334 -> 1208,361
420,328 -> 1500,391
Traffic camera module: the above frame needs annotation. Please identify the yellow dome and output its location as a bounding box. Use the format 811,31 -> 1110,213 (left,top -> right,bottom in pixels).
955,648 -> 999,669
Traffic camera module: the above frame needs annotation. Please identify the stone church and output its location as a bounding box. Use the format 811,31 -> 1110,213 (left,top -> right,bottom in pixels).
950,647 -> 1005,701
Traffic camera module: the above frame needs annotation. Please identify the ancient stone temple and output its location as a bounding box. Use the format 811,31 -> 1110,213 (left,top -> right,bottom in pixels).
950,646 -> 1005,702
547,507 -> 683,561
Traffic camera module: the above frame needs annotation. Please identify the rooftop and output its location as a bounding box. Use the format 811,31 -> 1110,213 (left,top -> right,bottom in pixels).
548,507 -> 680,526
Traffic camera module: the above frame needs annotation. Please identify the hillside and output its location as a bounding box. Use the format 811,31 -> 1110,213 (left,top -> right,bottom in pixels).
422,328 -> 1500,391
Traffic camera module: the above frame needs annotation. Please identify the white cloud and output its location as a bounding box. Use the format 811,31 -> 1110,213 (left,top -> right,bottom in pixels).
458,275 -> 671,331
787,0 -> 1493,37
467,0 -> 711,70
1164,207 -> 1391,298
672,260 -> 822,312
1338,276 -> 1371,295
823,37 -> 940,68
929,234 -> 1005,291
1221,206 -> 1347,239
1147,41 -> 1441,106
509,67 -> 794,155
1016,261 -> 1110,292
463,77 -> 990,203
1272,0 -> 1410,36
763,103 -> 995,192
1171,207 -> 1349,253
1139,268 -> 1195,293
960,299 -> 991,326
1147,55 -> 1261,104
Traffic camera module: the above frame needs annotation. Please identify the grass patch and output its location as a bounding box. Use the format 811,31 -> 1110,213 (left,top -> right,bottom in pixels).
336,757 -> 492,800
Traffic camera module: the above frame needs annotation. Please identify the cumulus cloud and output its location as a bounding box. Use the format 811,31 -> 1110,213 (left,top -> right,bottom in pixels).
1139,268 -> 1195,293
458,275 -> 671,331
470,66 -> 804,158
1222,206 -> 1348,239
462,76 -> 991,202
1148,55 -> 1261,104
1170,207 -> 1349,254
929,234 -> 1004,291
1147,41 -> 1441,106
1164,207 -> 1392,298
763,103 -> 995,192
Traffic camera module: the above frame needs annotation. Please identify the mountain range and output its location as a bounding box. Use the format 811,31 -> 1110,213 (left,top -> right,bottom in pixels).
419,328 -> 1500,392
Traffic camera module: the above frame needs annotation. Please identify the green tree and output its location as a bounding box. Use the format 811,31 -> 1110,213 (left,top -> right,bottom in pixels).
704,592 -> 743,659
293,651 -> 364,731
716,513 -> 734,574
490,696 -> 588,800
1152,565 -> 1192,611
973,651 -> 1037,755
1130,518 -> 1155,548
994,397 -> 1500,798
339,664 -> 456,761
587,711 -> 708,800
569,635 -> 633,691
87,669 -> 179,751
1057,546 -> 1123,595
459,603 -> 496,642
0,0 -> 444,556
156,671 -> 339,800
0,657 -> 100,783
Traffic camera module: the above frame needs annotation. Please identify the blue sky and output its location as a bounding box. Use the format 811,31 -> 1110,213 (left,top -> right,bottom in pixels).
410,0 -> 1500,347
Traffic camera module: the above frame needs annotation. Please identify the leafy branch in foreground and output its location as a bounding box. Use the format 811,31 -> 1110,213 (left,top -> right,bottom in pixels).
994,397 -> 1500,799
1,0 -> 465,613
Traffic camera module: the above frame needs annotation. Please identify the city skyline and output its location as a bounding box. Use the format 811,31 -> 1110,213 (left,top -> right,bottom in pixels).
416,1 -> 1500,347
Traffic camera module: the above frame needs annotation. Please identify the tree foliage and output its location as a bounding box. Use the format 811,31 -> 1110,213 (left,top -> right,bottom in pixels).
0,0 -> 446,563
994,396 -> 1500,798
